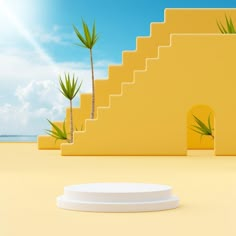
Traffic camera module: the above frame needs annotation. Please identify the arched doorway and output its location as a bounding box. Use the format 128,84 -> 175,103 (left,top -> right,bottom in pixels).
187,105 -> 215,156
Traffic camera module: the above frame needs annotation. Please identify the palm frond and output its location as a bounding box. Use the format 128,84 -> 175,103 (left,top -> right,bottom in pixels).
229,16 -> 236,32
73,80 -> 82,99
92,21 -> 99,45
217,15 -> 236,34
73,20 -> 99,49
191,114 -> 214,139
208,113 -> 212,131
73,25 -> 87,46
59,73 -> 82,100
46,119 -> 68,142
82,19 -> 92,46
217,20 -> 227,33
75,124 -> 84,132
193,115 -> 211,133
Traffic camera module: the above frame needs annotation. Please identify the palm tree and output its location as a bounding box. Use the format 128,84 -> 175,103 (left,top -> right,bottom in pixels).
73,20 -> 99,119
59,73 -> 82,143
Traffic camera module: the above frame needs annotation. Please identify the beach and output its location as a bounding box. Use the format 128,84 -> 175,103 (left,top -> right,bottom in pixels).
0,143 -> 235,236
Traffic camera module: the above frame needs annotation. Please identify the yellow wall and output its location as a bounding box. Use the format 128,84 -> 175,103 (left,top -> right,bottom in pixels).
38,8 -> 236,154
62,35 -> 236,156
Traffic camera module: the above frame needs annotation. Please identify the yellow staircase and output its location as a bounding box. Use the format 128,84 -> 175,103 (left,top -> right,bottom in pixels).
62,34 -> 236,156
38,8 -> 236,155
38,13 -> 165,149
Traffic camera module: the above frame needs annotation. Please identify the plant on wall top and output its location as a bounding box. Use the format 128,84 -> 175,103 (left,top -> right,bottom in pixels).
73,20 -> 99,119
217,15 -> 236,34
191,114 -> 214,140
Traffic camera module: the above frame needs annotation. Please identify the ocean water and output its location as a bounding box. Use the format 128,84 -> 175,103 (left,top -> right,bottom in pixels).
0,135 -> 37,142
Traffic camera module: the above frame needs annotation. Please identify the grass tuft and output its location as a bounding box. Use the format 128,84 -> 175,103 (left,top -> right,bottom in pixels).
217,15 -> 236,34
191,114 -> 214,140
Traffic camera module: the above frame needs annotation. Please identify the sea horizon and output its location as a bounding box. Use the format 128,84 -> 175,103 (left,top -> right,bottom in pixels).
0,134 -> 38,142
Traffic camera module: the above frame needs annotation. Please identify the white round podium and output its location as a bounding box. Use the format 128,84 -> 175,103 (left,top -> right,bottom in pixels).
57,183 -> 179,212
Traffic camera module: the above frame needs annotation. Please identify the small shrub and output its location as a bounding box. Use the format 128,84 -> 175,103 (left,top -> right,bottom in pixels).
191,114 -> 214,140
217,15 -> 236,34
46,120 -> 69,143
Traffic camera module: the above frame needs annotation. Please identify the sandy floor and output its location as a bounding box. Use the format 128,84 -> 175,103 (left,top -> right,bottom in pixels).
0,143 -> 236,236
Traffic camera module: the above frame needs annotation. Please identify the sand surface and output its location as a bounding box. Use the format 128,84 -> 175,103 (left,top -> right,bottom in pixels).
0,143 -> 236,236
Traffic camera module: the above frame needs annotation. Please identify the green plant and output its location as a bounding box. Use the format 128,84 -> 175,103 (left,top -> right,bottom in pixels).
217,15 -> 236,34
73,20 -> 99,119
191,114 -> 214,140
75,124 -> 84,131
59,73 -> 82,143
46,120 -> 69,143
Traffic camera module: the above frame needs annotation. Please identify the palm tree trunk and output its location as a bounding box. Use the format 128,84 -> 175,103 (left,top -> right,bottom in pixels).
70,99 -> 73,143
90,48 -> 95,119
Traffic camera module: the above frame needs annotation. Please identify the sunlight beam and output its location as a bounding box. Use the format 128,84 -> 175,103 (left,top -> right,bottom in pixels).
0,1 -> 60,75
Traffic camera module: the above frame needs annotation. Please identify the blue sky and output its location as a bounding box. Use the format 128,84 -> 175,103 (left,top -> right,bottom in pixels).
0,0 -> 235,136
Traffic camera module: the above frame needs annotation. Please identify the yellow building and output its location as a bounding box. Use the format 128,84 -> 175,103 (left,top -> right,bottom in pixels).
38,9 -> 236,156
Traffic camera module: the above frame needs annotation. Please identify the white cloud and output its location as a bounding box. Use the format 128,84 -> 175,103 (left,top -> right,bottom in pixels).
37,33 -> 62,44
0,49 -> 58,81
32,25 -> 75,45
0,48 -> 113,135
0,48 -> 110,91
0,80 -> 67,135
52,25 -> 60,32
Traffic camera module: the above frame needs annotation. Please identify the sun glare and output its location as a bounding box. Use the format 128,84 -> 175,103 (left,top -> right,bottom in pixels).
0,0 -> 39,26
0,0 -> 59,75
